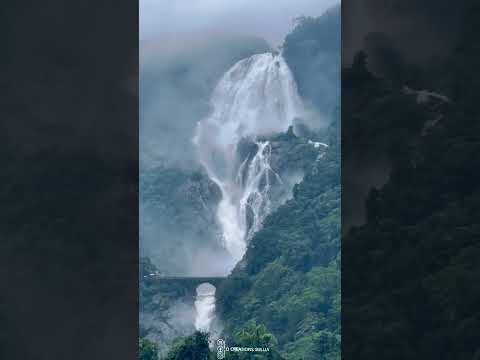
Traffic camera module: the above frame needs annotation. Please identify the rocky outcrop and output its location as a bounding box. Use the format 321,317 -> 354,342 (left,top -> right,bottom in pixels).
140,166 -> 225,276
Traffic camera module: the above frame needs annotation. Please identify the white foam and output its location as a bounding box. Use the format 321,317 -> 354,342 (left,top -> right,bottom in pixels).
194,53 -> 304,269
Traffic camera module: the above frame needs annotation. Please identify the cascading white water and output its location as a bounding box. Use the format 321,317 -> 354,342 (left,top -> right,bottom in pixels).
194,52 -> 304,269
194,283 -> 217,332
237,140 -> 283,240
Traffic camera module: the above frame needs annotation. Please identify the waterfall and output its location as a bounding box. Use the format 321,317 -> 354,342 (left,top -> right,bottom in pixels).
194,52 -> 304,270
194,283 -> 217,332
238,140 -> 283,241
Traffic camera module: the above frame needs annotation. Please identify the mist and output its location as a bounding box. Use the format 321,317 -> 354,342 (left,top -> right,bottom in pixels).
341,0 -> 468,233
343,0 -> 465,66
139,34 -> 272,276
139,3 -> 341,356
139,1 -> 340,278
140,34 -> 270,169
140,0 -> 338,46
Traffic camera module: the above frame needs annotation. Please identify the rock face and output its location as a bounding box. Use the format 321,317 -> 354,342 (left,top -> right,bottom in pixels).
265,127 -> 324,175
140,166 -> 225,276
240,126 -> 327,211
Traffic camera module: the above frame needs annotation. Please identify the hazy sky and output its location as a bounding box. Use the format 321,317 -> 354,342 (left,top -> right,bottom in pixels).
140,0 -> 339,46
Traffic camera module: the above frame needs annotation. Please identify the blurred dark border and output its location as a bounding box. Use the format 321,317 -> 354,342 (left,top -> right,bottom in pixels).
342,1 -> 480,359
1,1 -> 138,359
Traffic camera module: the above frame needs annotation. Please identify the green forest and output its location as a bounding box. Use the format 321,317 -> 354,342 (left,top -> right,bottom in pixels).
140,6 -> 340,360
342,2 -> 480,359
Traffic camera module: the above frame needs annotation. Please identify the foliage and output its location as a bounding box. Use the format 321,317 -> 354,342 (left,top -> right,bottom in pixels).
233,320 -> 278,349
162,332 -> 212,360
224,320 -> 283,360
217,128 -> 340,360
140,338 -> 159,360
342,3 -> 480,359
140,8 -> 341,360
283,5 -> 340,117
215,8 -> 341,360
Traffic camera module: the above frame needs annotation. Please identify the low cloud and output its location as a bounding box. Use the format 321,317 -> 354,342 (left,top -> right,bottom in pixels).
140,0 -> 338,46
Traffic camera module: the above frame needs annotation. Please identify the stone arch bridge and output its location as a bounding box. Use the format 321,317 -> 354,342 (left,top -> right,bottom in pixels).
141,275 -> 227,300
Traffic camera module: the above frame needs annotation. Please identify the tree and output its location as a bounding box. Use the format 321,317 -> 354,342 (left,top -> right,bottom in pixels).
139,338 -> 158,360
231,321 -> 284,359
163,332 -> 211,360
234,320 -> 278,349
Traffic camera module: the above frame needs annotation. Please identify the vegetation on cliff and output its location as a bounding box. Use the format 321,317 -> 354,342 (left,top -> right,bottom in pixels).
216,9 -> 341,360
342,3 -> 480,358
217,131 -> 340,359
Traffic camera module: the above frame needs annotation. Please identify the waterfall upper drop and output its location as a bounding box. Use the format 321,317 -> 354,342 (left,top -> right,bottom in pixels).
194,53 -> 304,270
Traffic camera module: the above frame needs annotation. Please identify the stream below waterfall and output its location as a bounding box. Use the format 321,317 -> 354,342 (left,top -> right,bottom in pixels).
194,283 -> 217,332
